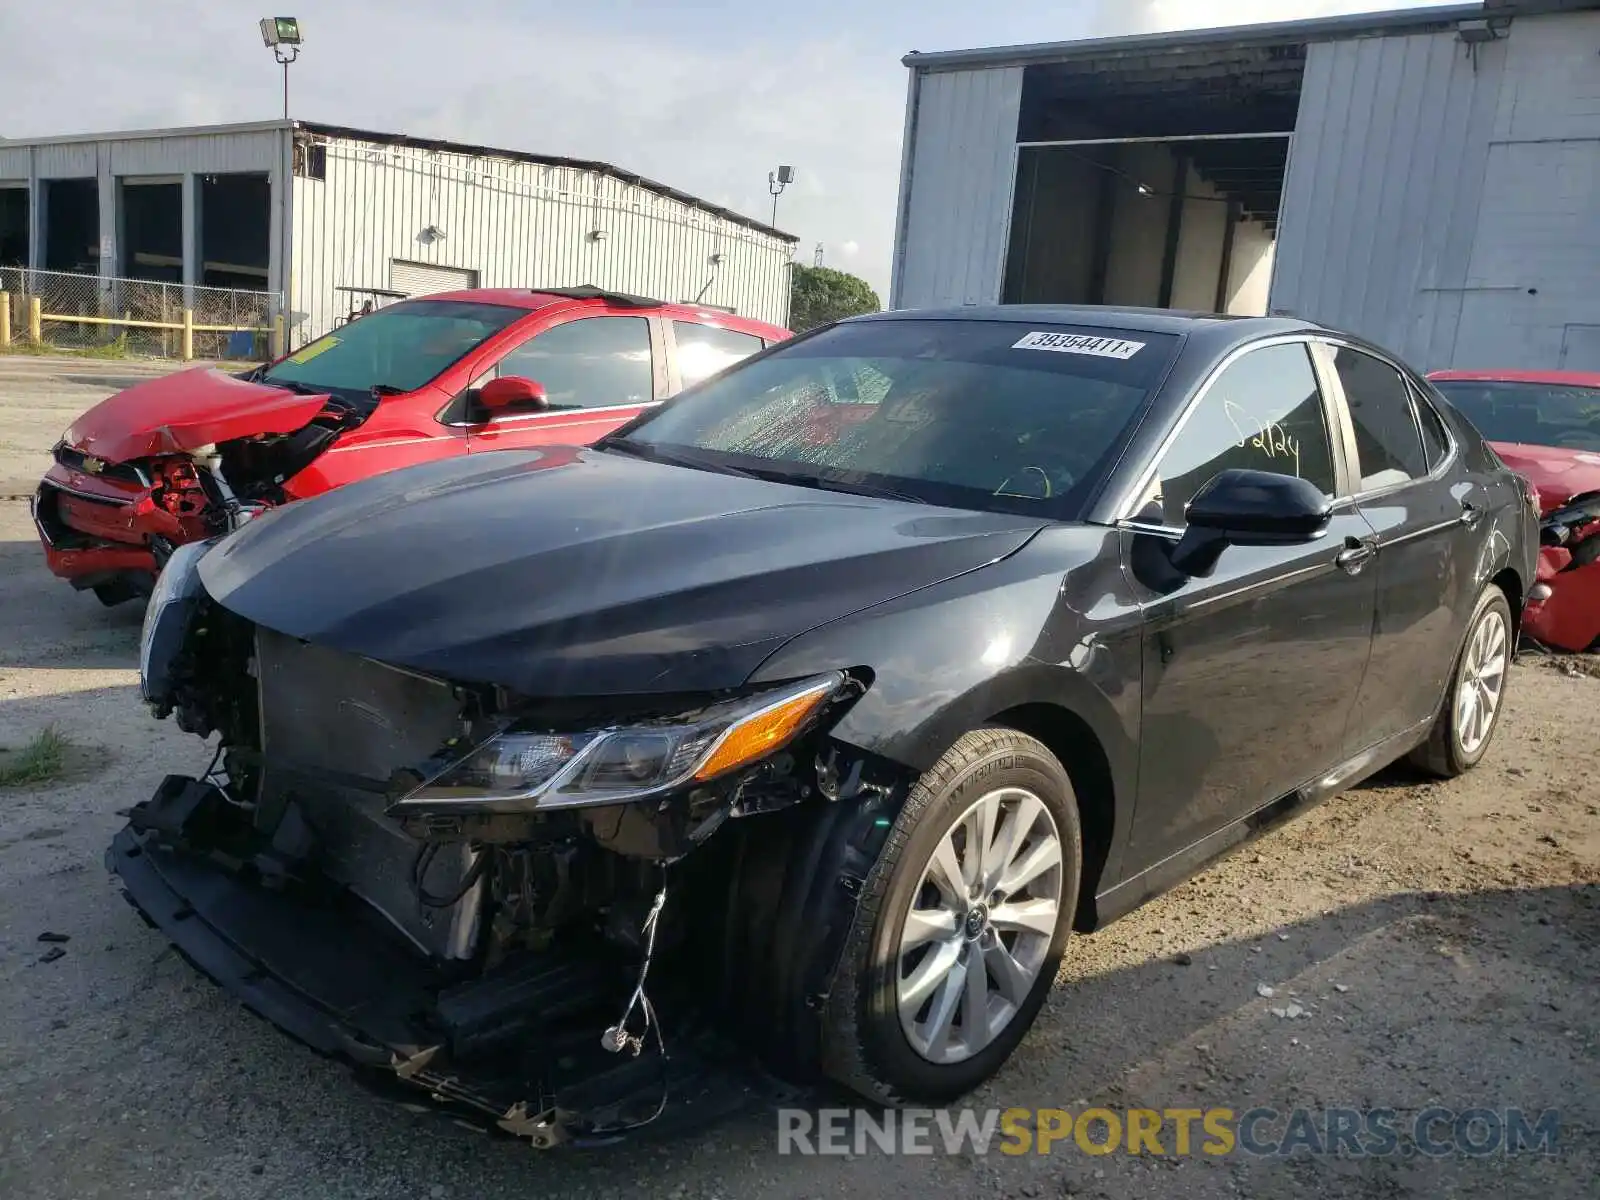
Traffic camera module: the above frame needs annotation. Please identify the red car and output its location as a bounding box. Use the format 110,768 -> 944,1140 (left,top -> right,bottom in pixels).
33,287 -> 789,604
1428,369 -> 1600,652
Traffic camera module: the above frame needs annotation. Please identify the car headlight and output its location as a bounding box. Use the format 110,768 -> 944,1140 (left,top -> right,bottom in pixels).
139,537 -> 217,707
391,671 -> 846,813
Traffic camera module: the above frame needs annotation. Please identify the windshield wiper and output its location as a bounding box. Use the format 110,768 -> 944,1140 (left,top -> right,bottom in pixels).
371,383 -> 406,397
772,472 -> 930,505
601,438 -> 763,479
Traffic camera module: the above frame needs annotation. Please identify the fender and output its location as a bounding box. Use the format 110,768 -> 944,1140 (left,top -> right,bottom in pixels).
748,525 -> 1146,876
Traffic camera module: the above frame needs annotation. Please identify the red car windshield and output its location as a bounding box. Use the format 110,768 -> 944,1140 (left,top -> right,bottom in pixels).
262,300 -> 525,400
612,318 -> 1178,518
1432,379 -> 1600,453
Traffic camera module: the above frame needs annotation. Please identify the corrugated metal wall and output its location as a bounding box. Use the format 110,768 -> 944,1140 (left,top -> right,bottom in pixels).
1271,27 -> 1504,369
291,136 -> 794,342
891,67 -> 1024,310
1272,10 -> 1600,370
0,125 -> 289,288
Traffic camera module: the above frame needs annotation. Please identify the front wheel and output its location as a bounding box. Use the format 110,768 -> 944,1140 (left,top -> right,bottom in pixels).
1410,584 -> 1514,777
821,728 -> 1082,1105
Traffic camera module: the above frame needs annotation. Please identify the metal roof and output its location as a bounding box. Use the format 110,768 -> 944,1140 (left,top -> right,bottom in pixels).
296,122 -> 798,244
851,304 -> 1317,338
0,118 -> 797,244
901,3 -> 1525,72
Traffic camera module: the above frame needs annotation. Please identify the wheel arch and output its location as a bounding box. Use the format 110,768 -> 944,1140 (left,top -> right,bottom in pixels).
985,702 -> 1118,932
1491,566 -> 1524,641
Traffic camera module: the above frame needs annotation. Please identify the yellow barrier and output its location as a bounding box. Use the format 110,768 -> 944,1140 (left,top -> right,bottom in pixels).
35,307 -> 270,361
0,290 -> 10,348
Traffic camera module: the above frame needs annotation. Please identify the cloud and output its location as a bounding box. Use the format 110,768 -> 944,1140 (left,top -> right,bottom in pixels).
840,240 -> 861,259
1091,0 -> 1463,35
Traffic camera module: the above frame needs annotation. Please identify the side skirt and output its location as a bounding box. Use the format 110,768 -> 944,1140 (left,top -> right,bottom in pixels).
1091,717 -> 1432,928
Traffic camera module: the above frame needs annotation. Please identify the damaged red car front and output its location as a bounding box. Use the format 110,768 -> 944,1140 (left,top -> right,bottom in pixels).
32,288 -> 790,605
34,370 -> 343,604
1429,370 -> 1600,652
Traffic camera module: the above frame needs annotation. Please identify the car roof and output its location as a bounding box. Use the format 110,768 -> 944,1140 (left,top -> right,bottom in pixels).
847,304 -> 1319,343
404,286 -> 792,338
1428,368 -> 1600,388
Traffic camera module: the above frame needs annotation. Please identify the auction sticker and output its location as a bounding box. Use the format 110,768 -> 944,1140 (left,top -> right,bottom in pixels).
1013,331 -> 1145,359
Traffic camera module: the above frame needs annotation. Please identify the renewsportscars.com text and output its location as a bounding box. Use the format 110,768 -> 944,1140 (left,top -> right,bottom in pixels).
777,1106 -> 1561,1159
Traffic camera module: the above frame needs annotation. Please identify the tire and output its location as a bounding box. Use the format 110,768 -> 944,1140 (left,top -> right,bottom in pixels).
820,727 -> 1082,1106
1409,584 -> 1514,778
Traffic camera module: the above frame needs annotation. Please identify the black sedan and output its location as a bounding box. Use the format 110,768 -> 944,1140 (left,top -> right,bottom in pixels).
115,306 -> 1537,1145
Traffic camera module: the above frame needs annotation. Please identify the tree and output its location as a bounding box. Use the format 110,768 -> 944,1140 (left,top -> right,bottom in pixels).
788,264 -> 881,332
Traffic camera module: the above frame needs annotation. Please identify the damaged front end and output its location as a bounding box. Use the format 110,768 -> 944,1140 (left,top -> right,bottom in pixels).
36,379 -> 358,603
1525,490 -> 1600,652
112,549 -> 900,1146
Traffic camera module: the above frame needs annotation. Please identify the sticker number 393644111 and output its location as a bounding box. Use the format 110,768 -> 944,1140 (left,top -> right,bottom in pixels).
1012,331 -> 1146,360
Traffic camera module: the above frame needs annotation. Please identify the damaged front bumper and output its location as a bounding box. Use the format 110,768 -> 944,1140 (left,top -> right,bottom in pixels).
1525,491 -> 1600,652
106,776 -> 775,1149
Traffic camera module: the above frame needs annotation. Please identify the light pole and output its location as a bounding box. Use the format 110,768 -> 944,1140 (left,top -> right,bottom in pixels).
768,165 -> 793,228
260,17 -> 304,120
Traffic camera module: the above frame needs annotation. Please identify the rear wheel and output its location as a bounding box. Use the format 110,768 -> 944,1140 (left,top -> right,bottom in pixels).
820,728 -> 1081,1105
1410,584 -> 1513,778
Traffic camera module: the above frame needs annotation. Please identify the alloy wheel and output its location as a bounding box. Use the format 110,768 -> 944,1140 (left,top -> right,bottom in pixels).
896,787 -> 1064,1065
1455,606 -> 1510,756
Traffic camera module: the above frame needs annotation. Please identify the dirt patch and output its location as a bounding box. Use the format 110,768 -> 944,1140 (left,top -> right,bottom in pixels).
1538,652 -> 1600,680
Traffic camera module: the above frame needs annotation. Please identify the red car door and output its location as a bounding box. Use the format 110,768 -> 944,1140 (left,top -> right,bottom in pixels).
466,312 -> 665,453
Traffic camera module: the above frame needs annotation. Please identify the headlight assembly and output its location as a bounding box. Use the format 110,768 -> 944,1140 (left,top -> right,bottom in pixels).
391,671 -> 847,814
139,537 -> 218,708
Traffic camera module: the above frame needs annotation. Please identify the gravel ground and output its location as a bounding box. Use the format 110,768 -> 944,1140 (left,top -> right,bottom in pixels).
0,360 -> 1596,1199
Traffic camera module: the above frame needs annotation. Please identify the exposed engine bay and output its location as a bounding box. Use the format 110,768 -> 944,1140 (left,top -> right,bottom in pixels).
114,575 -> 900,1146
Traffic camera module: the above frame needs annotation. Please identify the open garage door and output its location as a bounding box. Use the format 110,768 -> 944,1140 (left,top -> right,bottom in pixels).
1002,39 -> 1305,314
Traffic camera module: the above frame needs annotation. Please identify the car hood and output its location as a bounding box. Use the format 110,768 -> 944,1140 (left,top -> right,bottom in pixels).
64,367 -> 330,462
198,447 -> 1047,696
1490,441 -> 1600,512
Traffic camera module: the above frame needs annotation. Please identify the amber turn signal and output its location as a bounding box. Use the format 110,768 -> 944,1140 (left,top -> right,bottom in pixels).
692,679 -> 837,782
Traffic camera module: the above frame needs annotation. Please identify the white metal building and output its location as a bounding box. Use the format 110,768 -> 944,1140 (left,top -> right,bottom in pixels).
0,120 -> 798,344
890,0 -> 1600,372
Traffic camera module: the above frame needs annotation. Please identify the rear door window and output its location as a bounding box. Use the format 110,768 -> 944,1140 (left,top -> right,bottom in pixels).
1331,348 -> 1428,491
1414,389 -> 1452,471
673,322 -> 765,389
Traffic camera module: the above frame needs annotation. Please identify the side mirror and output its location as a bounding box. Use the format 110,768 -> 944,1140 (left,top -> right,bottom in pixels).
478,375 -> 547,414
1170,468 -> 1333,578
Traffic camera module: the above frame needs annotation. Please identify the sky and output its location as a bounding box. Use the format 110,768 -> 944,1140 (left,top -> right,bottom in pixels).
0,0 -> 1467,299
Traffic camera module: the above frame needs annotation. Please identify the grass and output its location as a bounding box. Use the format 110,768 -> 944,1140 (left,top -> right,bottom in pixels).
0,336 -> 136,360
0,726 -> 73,788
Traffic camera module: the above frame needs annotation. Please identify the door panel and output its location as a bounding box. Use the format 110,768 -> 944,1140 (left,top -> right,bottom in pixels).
467,314 -> 658,454
1123,340 -> 1376,876
1326,344 -> 1486,744
1127,520 -> 1378,874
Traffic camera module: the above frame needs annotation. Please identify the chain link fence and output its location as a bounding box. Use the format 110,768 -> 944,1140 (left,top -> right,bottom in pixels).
0,268 -> 281,361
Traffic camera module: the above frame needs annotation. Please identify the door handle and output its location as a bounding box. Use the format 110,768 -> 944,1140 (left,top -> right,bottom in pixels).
1336,538 -> 1377,575
1460,501 -> 1485,528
